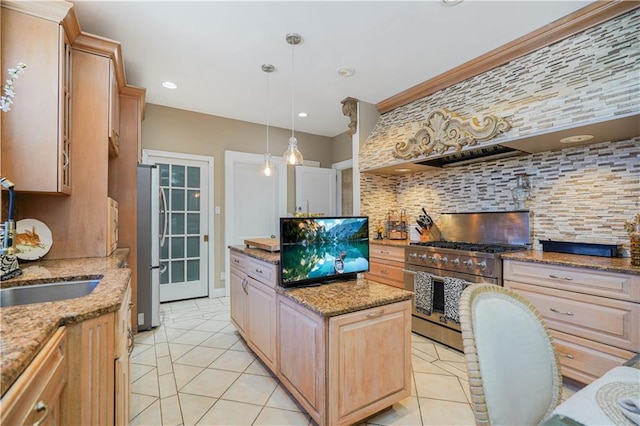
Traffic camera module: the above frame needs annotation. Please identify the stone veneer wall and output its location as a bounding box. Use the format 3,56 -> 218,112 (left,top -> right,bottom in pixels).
360,9 -> 640,252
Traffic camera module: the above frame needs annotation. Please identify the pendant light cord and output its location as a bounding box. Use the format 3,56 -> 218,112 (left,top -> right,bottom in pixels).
266,70 -> 270,153
290,41 -> 295,138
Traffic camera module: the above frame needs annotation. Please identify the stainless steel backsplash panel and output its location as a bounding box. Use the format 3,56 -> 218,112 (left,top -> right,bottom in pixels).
438,211 -> 531,246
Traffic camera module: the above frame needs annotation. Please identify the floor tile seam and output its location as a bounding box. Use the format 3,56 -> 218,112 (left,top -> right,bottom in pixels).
411,369 -> 427,426
129,394 -> 159,423
130,366 -> 160,393
159,393 -> 185,426
416,394 -> 470,404
455,376 -> 473,405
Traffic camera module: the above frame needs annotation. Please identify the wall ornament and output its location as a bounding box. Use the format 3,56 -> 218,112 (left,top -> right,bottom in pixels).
341,97 -> 358,135
392,108 -> 511,160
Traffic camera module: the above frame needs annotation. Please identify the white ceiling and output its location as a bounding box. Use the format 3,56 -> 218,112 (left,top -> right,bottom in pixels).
71,1 -> 592,138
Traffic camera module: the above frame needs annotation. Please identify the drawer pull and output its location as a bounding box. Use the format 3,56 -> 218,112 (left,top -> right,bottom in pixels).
233,259 -> 240,264
549,274 -> 573,281
255,269 -> 263,274
127,328 -> 135,355
33,401 -> 50,426
550,308 -> 574,316
381,269 -> 390,274
380,250 -> 390,254
366,309 -> 384,319
559,352 -> 575,359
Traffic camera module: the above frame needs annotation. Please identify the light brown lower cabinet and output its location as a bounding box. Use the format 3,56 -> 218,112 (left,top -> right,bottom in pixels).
504,259 -> 640,384
1,326 -> 67,425
60,279 -> 131,424
277,296 -> 412,426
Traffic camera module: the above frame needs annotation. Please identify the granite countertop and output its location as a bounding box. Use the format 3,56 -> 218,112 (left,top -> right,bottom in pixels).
278,278 -> 414,317
229,245 -> 279,264
501,250 -> 640,276
0,249 -> 131,397
370,239 -> 411,247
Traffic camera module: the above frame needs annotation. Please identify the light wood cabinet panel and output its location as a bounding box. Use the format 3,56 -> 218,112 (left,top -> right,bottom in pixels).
230,265 -> 248,338
1,6 -> 72,193
1,327 -> 67,426
366,244 -> 405,289
549,329 -> 635,384
107,197 -> 119,256
505,280 -> 639,351
61,313 -> 115,425
503,259 -> 639,384
115,281 -> 132,425
108,61 -> 121,157
369,245 -> 405,262
328,300 -> 412,426
277,295 -> 325,423
247,258 -> 277,287
247,276 -> 277,371
230,251 -> 248,272
504,260 -> 640,302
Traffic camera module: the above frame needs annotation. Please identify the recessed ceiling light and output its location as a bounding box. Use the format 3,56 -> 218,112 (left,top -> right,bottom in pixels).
441,0 -> 463,6
337,67 -> 355,78
298,112 -> 308,118
560,134 -> 594,143
162,81 -> 177,89
395,168 -> 412,173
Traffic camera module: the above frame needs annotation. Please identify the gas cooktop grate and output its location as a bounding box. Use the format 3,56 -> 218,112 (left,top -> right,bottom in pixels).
409,241 -> 527,254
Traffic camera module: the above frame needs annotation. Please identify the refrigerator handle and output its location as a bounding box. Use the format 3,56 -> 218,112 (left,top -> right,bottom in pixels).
160,187 -> 168,247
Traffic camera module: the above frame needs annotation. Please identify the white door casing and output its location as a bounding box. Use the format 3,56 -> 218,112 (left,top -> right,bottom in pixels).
333,159 -> 353,216
295,165 -> 337,216
143,150 -> 214,301
224,151 -> 287,295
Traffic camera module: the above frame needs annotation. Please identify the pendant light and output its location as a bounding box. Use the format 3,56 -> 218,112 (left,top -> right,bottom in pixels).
282,33 -> 304,166
260,64 -> 275,176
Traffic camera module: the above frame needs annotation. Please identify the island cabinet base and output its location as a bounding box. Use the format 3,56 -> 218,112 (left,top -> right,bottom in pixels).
276,296 -> 412,426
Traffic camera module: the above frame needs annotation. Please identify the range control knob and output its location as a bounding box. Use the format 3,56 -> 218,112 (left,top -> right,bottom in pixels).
440,256 -> 448,265
419,254 -> 427,261
409,252 -> 418,259
428,256 -> 438,264
477,261 -> 487,271
463,259 -> 474,269
451,258 -> 460,267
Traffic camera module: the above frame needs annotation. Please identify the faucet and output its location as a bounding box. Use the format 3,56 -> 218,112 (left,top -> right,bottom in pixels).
1,176 -> 22,280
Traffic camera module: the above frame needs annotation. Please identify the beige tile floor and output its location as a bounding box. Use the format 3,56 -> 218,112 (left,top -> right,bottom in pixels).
131,297 -> 579,426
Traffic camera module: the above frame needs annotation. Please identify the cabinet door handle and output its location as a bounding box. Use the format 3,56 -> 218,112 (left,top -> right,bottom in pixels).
550,308 -> 574,316
33,401 -> 50,426
549,274 -> 573,281
128,328 -> 135,355
366,309 -> 384,319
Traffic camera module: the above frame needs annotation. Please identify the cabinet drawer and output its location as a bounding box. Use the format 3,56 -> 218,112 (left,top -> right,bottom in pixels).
369,245 -> 405,263
248,258 -> 277,288
1,327 -> 67,425
505,281 -> 640,351
366,260 -> 405,289
550,329 -> 636,385
503,260 -> 640,302
230,252 -> 248,272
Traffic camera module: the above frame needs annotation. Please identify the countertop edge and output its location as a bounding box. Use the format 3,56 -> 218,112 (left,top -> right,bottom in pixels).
501,250 -> 640,275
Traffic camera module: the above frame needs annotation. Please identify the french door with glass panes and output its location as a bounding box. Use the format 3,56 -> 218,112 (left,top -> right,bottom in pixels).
146,152 -> 210,302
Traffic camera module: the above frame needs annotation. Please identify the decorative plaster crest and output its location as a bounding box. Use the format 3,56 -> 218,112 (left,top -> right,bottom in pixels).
392,108 -> 511,160
341,97 -> 358,135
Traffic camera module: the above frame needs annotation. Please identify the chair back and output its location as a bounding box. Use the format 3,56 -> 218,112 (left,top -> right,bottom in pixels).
459,284 -> 562,425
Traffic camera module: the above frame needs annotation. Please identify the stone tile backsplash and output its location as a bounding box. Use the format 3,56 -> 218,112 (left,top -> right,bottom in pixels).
360,9 -> 640,253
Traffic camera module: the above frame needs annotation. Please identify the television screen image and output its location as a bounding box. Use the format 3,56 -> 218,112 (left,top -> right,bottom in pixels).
279,216 -> 369,288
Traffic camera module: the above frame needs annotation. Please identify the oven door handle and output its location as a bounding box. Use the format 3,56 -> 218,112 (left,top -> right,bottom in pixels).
403,269 -> 449,282
402,269 -> 416,275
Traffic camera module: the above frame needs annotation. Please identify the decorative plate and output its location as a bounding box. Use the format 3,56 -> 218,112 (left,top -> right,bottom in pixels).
15,218 -> 53,260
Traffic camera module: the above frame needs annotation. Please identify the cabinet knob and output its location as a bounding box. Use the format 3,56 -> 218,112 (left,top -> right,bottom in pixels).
33,401 -> 50,426
559,352 -> 575,359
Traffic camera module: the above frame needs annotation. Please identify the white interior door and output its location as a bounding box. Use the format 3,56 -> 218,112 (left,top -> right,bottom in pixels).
144,151 -> 213,302
224,151 -> 287,293
295,166 -> 337,216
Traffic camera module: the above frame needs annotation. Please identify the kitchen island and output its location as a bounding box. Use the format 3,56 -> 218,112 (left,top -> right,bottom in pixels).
0,249 -> 132,424
229,245 -> 414,426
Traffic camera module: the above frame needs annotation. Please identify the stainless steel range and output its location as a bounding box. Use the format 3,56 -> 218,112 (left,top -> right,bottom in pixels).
404,211 -> 530,351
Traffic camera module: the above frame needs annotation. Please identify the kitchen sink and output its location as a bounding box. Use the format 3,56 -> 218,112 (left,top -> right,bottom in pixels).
0,279 -> 101,307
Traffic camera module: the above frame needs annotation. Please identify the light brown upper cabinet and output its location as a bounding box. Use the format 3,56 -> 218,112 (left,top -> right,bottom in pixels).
1,2 -> 79,194
108,61 -> 121,157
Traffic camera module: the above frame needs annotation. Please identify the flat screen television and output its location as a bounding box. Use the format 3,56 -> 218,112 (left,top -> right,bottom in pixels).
279,216 -> 370,288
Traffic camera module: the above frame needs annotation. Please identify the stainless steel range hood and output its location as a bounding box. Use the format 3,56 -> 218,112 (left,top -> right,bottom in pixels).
362,112 -> 639,175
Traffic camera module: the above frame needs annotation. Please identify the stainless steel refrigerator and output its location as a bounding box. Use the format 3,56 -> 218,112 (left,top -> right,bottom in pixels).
137,164 -> 165,330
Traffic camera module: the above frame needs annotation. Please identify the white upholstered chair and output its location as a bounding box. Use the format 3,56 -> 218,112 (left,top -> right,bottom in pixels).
459,284 -> 563,426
